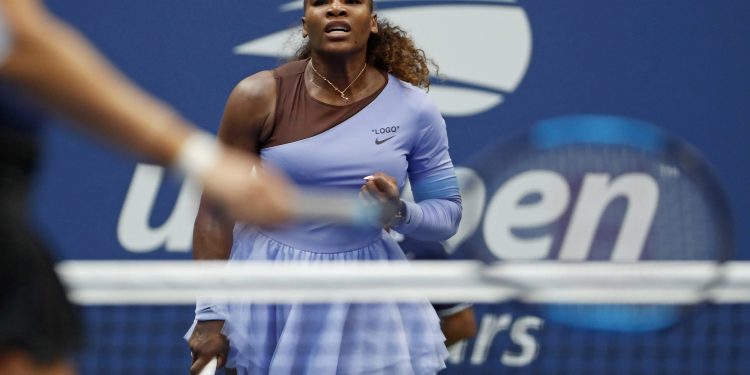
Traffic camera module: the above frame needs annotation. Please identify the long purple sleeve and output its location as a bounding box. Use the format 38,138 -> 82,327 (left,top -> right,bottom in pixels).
394,99 -> 462,240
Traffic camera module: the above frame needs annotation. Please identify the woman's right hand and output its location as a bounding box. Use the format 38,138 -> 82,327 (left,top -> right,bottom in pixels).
188,320 -> 229,375
360,172 -> 402,228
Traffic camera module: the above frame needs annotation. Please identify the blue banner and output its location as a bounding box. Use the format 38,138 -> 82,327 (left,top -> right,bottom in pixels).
34,1 -> 750,373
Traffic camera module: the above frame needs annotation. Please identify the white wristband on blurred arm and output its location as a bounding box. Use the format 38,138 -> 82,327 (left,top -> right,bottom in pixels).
175,131 -> 221,180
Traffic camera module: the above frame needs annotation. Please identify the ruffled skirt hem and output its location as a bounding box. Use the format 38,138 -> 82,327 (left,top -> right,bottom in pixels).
198,228 -> 449,375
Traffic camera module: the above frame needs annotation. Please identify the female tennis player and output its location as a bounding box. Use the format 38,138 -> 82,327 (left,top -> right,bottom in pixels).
188,0 -> 462,374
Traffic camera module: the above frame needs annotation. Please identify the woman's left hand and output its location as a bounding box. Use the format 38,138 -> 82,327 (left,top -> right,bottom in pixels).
360,172 -> 402,227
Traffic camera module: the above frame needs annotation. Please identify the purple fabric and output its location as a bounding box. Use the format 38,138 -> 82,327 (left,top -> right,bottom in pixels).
194,76 -> 461,374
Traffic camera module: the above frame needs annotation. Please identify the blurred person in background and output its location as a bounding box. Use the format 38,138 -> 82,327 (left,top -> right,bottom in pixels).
0,1 -> 293,374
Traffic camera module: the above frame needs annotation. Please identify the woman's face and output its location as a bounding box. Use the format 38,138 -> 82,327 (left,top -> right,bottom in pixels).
302,0 -> 378,57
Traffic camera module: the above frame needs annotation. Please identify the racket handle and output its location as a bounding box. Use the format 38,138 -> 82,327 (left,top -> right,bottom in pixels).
198,357 -> 218,375
293,189 -> 381,225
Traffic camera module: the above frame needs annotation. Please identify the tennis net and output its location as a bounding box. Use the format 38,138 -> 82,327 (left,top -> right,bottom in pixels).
58,260 -> 750,374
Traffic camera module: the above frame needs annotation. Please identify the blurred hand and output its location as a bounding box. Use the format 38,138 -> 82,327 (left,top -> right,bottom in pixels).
188,320 -> 229,375
360,172 -> 401,227
201,148 -> 294,226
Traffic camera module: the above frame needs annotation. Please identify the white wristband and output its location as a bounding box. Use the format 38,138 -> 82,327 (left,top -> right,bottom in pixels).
175,132 -> 221,180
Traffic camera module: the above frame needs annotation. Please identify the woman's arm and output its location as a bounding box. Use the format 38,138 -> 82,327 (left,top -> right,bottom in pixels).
440,306 -> 477,347
192,71 -> 277,260
361,97 -> 461,240
395,98 -> 462,240
189,72 -> 276,373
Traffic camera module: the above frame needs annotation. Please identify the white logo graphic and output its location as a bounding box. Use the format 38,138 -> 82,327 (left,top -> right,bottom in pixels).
234,0 -> 532,117
116,163 -> 659,257
117,164 -> 201,253
467,169 -> 659,261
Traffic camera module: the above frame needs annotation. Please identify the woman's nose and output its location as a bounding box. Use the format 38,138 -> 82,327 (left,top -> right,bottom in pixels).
327,1 -> 347,17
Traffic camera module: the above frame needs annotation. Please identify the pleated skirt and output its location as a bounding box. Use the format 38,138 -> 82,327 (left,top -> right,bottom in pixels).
220,228 -> 448,375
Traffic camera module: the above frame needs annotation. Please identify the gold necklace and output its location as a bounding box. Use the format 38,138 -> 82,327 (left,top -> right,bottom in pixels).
308,60 -> 368,102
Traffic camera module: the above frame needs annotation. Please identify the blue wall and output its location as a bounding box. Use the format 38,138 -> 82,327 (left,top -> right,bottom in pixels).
35,0 -> 748,261
32,1 -> 750,373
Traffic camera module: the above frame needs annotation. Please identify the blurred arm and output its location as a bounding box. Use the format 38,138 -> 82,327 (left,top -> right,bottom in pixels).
0,0 -> 192,164
0,0 -> 292,226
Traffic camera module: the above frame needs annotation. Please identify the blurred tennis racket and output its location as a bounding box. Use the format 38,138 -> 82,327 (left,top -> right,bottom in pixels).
451,114 -> 732,331
292,188 -> 382,225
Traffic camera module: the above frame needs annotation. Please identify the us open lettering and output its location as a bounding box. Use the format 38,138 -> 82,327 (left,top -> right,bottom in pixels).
117,164 -> 199,253
446,313 -> 543,367
117,166 -> 659,257
447,168 -> 659,261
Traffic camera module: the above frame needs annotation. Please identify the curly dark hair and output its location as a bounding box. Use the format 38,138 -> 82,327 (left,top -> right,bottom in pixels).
294,3 -> 435,88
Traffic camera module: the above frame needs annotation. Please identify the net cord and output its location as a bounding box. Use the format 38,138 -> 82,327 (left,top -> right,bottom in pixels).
56,260 -> 750,305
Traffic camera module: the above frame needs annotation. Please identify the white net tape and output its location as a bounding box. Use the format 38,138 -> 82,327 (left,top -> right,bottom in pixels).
56,261 -> 750,305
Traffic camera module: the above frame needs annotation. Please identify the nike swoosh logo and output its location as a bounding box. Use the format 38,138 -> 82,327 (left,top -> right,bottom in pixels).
375,136 -> 395,145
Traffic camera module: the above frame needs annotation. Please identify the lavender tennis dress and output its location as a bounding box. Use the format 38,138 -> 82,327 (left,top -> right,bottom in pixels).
195,61 -> 462,375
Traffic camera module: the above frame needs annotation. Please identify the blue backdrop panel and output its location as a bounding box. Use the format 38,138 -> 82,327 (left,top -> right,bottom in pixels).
78,303 -> 750,374
30,1 -> 750,374
35,0 -> 748,260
